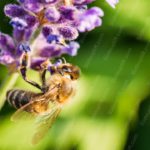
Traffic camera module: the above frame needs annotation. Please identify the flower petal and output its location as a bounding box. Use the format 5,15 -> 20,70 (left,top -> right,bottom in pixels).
30,57 -> 46,70
19,43 -> 31,52
77,7 -> 104,32
4,4 -> 26,18
47,34 -> 60,43
59,6 -> 76,20
43,0 -> 58,4
38,45 -> 62,58
63,41 -> 80,56
0,53 -> 15,65
13,28 -> 33,43
0,32 -> 15,53
25,15 -> 37,27
57,26 -> 79,41
10,17 -> 28,30
45,7 -> 60,22
73,0 -> 95,5
19,0 -> 43,13
42,26 -> 53,38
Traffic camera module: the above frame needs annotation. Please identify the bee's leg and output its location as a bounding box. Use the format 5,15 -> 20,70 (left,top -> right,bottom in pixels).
40,60 -> 50,92
20,52 -> 43,91
41,69 -> 47,87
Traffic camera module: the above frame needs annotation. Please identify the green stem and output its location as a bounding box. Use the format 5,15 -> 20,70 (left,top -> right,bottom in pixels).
0,73 -> 19,110
29,26 -> 42,45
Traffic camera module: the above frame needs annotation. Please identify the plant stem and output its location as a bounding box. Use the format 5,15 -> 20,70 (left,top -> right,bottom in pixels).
0,73 -> 19,110
29,26 -> 42,45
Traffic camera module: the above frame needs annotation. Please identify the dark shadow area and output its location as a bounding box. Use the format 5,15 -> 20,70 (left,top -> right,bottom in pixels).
125,97 -> 150,150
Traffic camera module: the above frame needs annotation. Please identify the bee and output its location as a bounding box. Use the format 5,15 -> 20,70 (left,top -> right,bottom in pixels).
6,51 -> 80,144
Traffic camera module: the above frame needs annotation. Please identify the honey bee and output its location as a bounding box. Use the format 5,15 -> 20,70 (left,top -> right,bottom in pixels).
6,52 -> 80,144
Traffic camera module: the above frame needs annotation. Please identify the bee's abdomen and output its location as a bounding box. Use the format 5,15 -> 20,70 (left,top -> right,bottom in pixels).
6,90 -> 33,109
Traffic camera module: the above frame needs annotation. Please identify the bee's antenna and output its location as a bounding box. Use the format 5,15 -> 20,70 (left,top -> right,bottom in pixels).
62,57 -> 66,64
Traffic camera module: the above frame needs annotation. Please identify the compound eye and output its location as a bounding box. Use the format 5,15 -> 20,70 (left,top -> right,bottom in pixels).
62,66 -> 71,72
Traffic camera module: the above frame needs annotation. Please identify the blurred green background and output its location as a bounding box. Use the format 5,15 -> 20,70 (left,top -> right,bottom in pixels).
0,0 -> 150,150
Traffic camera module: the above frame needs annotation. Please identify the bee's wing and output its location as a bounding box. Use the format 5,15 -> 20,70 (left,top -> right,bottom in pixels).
11,85 -> 59,122
11,100 -> 40,122
32,103 -> 62,144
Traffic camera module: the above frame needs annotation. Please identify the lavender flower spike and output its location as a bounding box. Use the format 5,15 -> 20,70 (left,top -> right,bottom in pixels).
5,0 -> 103,43
1,0 -> 119,71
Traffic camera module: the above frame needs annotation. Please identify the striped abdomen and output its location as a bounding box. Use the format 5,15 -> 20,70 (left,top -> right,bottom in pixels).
6,89 -> 35,109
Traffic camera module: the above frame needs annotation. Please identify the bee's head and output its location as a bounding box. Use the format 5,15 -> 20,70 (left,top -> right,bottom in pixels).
57,63 -> 80,80
49,58 -> 80,80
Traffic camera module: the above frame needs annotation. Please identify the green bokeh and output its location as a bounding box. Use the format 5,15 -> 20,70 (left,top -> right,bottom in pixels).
0,0 -> 150,150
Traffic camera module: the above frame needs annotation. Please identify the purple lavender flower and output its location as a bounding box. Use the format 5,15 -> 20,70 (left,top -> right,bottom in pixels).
76,7 -> 104,32
29,33 -> 79,70
0,30 -> 79,71
1,0 -> 119,71
45,7 -> 60,22
4,4 -> 37,29
0,32 -> 20,67
73,0 -> 95,5
4,0 -> 103,42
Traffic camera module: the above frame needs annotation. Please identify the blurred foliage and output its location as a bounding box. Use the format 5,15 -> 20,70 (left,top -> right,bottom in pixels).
0,0 -> 150,150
